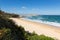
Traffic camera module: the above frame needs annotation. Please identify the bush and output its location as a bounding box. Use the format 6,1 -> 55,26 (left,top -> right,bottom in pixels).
27,33 -> 54,40
0,16 -> 26,40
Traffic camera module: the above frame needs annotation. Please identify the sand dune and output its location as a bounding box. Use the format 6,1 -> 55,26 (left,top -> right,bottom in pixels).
10,18 -> 60,40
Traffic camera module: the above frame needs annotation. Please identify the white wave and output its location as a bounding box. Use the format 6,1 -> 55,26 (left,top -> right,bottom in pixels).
21,18 -> 60,27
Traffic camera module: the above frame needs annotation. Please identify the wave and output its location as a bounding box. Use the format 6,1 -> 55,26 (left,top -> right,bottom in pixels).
22,18 -> 60,27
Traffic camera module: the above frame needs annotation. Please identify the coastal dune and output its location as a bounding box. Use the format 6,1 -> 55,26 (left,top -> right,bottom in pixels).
10,18 -> 60,40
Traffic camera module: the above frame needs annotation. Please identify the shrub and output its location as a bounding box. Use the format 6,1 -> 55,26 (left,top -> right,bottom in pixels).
27,34 -> 55,40
0,16 -> 26,40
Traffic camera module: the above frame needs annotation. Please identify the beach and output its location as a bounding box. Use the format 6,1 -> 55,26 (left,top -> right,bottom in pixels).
10,18 -> 60,40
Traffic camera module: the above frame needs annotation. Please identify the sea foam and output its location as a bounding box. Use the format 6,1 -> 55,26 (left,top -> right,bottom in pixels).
22,18 -> 60,27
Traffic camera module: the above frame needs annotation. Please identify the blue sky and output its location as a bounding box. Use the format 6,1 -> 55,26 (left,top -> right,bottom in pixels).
0,0 -> 60,15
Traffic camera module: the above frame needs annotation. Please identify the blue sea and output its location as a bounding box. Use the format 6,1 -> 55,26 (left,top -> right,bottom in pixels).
25,15 -> 60,27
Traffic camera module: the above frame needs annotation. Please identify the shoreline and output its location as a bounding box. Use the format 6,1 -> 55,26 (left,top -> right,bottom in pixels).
21,18 -> 60,27
10,18 -> 60,40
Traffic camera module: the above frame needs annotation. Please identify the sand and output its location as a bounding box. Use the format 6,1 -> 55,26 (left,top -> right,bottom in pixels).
10,18 -> 60,40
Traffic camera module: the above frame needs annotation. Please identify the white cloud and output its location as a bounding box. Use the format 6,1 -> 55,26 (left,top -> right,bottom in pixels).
21,6 -> 27,9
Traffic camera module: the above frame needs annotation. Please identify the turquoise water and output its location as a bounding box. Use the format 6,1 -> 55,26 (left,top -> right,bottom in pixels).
27,15 -> 60,27
28,15 -> 60,23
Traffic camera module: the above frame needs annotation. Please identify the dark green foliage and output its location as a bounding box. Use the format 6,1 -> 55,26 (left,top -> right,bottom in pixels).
0,16 -> 26,40
1,28 -> 11,40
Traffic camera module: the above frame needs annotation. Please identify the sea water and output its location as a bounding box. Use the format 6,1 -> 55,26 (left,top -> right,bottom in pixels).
25,15 -> 60,27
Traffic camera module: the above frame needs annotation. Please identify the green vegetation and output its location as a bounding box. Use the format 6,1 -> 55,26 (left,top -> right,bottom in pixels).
0,15 -> 26,40
0,10 -> 55,40
27,34 -> 54,40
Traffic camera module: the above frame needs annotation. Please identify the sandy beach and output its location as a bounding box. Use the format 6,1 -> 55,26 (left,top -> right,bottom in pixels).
10,18 -> 60,40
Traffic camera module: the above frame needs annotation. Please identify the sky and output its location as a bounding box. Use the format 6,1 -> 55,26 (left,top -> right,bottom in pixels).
0,0 -> 60,15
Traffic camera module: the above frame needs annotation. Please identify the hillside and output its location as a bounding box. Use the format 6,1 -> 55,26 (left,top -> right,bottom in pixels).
0,10 -> 19,18
0,10 -> 55,40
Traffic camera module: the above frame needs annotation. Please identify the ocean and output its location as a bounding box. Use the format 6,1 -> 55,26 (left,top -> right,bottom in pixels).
25,15 -> 60,27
